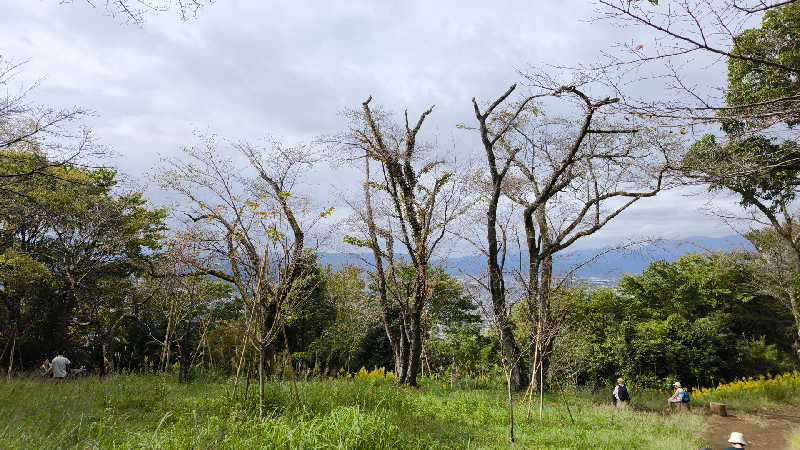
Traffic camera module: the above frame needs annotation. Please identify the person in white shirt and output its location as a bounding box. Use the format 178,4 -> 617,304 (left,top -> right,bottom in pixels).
612,378 -> 630,408
51,353 -> 71,379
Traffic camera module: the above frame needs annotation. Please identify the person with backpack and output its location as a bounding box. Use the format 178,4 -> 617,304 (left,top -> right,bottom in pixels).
668,381 -> 690,411
612,378 -> 630,408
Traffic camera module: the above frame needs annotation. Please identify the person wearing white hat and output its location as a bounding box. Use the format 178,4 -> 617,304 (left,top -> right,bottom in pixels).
668,381 -> 686,411
723,431 -> 747,449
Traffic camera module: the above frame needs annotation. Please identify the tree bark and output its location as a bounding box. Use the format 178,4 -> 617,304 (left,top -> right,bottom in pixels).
406,298 -> 424,386
6,326 -> 16,382
534,252 -> 554,388
258,336 -> 266,417
398,323 -> 410,383
490,198 -> 527,391
473,86 -> 530,392
362,154 -> 404,380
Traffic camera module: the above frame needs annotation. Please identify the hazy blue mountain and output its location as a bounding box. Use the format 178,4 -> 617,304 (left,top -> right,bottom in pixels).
319,235 -> 753,284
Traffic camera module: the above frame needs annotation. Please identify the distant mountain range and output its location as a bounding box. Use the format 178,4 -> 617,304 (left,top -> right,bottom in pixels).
319,235 -> 753,285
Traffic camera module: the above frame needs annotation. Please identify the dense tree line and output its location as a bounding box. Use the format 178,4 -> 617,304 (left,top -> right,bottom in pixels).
556,252 -> 796,389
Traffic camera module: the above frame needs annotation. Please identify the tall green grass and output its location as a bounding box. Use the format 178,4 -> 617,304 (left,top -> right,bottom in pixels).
1,373 -> 707,449
692,372 -> 800,411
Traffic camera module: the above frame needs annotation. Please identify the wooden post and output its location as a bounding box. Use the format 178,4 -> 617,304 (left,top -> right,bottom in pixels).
710,402 -> 727,416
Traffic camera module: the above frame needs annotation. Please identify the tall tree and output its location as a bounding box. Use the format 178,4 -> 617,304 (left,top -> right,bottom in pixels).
338,98 -> 467,386
49,175 -> 166,370
746,224 -> 800,354
159,135 -> 325,413
679,2 -> 800,346
470,81 -> 675,388
470,84 -> 538,391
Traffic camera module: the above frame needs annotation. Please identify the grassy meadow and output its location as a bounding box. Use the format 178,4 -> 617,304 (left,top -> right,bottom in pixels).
1,371 -> 709,449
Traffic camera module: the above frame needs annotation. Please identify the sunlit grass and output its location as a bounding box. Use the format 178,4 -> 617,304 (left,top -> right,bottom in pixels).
1,373 -> 707,449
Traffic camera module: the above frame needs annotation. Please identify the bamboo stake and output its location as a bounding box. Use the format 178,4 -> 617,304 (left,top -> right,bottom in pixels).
556,379 -> 575,425
539,362 -> 544,420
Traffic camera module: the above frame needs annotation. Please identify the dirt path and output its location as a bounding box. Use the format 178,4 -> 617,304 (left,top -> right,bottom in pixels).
703,406 -> 800,449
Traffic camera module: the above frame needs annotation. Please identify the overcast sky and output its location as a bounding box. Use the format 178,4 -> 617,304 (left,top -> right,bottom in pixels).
1,0 -> 745,250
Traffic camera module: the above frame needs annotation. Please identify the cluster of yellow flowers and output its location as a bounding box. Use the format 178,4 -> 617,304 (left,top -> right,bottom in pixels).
692,371 -> 800,402
352,367 -> 396,385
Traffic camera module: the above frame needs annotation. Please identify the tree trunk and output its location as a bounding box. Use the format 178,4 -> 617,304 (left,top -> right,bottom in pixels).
398,315 -> 410,383
179,321 -> 193,383
102,342 -> 111,376
489,201 -> 528,391
244,362 -> 252,403
535,253 -> 554,388
507,369 -> 515,443
788,289 -> 800,350
259,339 -> 266,416
6,326 -> 16,382
258,301 -> 277,415
362,154 -> 404,380
492,275 -> 526,391
160,312 -> 173,372
528,205 -> 554,390
475,87 -> 529,392
406,305 -> 424,387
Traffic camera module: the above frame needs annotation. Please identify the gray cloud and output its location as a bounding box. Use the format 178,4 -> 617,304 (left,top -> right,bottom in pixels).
0,0 -> 736,247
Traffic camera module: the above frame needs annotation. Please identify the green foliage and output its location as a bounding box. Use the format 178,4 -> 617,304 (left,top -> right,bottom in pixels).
564,253 -> 794,389
727,2 -> 800,127
342,234 -> 374,250
687,135 -> 800,207
0,150 -> 167,372
384,263 -> 479,327
0,248 -> 53,297
282,251 -> 334,357
319,206 -> 335,218
310,265 -> 380,372
427,323 -> 501,379
685,2 -> 800,221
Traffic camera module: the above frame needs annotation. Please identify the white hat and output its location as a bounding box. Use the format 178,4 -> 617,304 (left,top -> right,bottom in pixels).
673,381 -> 681,387
728,432 -> 746,445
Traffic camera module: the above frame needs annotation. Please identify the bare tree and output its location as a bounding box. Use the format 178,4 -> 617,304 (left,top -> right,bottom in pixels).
158,134 -> 325,413
0,56 -> 103,198
471,80 -> 677,388
60,0 -> 213,25
468,83 -> 540,392
140,235 -> 229,378
359,152 -> 411,381
334,98 -> 468,386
